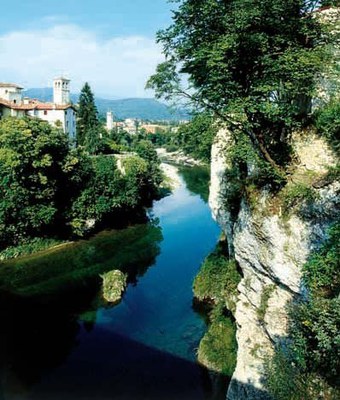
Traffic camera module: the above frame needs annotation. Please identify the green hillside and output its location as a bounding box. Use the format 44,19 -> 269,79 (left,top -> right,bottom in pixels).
24,88 -> 190,121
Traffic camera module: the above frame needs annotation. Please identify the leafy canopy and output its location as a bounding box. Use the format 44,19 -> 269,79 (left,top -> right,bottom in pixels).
147,0 -> 328,168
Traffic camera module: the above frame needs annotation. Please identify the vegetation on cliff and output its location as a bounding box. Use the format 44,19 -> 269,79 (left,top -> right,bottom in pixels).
193,242 -> 241,312
193,241 -> 241,375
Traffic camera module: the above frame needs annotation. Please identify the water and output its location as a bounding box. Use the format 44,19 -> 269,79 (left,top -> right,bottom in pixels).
0,165 -> 227,400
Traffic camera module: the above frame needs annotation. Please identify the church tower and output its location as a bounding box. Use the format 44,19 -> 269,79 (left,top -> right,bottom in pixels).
106,111 -> 114,131
53,77 -> 70,105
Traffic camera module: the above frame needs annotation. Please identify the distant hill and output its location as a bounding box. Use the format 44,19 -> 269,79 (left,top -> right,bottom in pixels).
24,88 -> 190,121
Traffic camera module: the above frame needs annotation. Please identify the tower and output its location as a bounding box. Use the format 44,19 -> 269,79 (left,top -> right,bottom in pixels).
106,111 -> 114,131
53,77 -> 70,105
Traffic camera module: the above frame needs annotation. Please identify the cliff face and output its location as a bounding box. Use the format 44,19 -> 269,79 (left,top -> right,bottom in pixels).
209,128 -> 339,399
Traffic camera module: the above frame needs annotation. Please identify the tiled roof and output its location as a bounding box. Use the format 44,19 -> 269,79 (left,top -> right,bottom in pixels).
0,97 -> 76,111
0,83 -> 24,89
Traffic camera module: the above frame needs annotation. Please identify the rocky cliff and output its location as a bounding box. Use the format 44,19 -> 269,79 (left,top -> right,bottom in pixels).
209,128 -> 339,399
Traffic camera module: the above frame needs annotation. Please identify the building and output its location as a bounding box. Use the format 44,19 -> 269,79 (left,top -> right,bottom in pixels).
0,77 -> 77,140
106,111 -> 114,131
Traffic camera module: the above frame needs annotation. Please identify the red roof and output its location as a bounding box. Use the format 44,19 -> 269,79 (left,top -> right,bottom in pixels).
0,97 -> 76,111
0,83 -> 24,89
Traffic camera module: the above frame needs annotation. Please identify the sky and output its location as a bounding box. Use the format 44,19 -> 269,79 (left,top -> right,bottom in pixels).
0,0 -> 176,98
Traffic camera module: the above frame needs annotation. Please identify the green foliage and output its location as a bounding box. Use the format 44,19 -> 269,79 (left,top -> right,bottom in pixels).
315,99 -> 340,154
193,247 -> 241,311
303,222 -> 340,297
0,117 -> 70,247
289,296 -> 340,378
194,241 -> 239,375
281,182 -> 319,214
148,0 -> 328,168
69,154 -> 161,236
198,304 -> 238,376
172,113 -> 218,162
76,82 -> 101,152
0,117 -> 163,252
0,238 -> 64,261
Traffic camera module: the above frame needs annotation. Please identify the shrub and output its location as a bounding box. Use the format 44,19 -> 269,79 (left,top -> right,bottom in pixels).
281,182 -> 318,214
315,99 -> 340,154
193,249 -> 241,312
303,222 -> 340,298
198,307 -> 237,376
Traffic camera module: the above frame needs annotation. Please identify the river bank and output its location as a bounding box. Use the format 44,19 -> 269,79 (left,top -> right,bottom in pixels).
157,147 -> 205,167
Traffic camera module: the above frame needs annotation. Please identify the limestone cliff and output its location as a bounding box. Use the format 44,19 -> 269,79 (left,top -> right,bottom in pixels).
209,128 -> 339,399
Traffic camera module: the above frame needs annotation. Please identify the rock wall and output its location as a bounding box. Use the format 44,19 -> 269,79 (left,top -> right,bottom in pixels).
209,128 -> 339,399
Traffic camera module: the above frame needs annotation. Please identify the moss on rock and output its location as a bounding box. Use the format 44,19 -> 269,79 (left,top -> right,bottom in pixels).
101,269 -> 127,303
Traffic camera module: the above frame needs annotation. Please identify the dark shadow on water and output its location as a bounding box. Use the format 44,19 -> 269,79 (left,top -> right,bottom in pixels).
0,291 -> 228,400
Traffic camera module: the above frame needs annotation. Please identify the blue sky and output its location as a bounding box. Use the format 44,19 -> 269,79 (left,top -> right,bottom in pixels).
0,0 -> 176,98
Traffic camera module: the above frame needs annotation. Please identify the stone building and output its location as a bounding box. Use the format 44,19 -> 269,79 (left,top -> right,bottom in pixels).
0,77 -> 77,140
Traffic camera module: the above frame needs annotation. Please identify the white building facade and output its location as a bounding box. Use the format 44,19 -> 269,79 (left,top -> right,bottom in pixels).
0,78 -> 76,140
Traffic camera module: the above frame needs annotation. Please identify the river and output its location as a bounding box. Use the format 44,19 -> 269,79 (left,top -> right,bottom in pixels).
0,165 -> 228,400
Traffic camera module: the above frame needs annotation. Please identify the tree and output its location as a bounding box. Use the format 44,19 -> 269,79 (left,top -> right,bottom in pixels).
76,82 -> 100,151
147,0 -> 328,170
174,112 -> 217,162
0,117 -> 70,247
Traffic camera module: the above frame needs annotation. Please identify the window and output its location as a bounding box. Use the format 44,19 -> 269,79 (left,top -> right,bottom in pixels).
13,99 -> 16,104
44,110 -> 48,115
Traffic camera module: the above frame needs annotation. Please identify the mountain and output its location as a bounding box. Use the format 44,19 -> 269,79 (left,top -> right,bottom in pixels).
24,88 -> 190,121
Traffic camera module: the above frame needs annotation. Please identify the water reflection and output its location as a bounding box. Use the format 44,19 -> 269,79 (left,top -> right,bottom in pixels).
0,166 -> 228,400
0,223 -> 163,298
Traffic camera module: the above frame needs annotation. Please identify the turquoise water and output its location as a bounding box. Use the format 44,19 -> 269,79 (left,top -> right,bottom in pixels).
0,166 -> 226,400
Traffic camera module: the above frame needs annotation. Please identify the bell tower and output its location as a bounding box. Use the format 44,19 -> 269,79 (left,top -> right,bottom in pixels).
53,77 -> 70,105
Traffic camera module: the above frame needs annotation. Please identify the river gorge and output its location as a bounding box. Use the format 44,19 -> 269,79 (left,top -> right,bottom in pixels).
0,165 -> 230,400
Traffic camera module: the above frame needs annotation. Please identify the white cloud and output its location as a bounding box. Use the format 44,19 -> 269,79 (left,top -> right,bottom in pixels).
0,24 -> 164,98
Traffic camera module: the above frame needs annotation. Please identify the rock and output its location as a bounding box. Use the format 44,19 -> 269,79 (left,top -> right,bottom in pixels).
209,128 -> 235,256
101,270 -> 127,303
156,148 -> 203,166
208,127 -> 339,400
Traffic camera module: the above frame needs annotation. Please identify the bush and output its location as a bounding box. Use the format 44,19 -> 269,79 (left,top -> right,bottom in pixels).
303,222 -> 340,297
281,182 -> 318,214
197,305 -> 237,376
193,248 -> 241,312
315,100 -> 340,154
